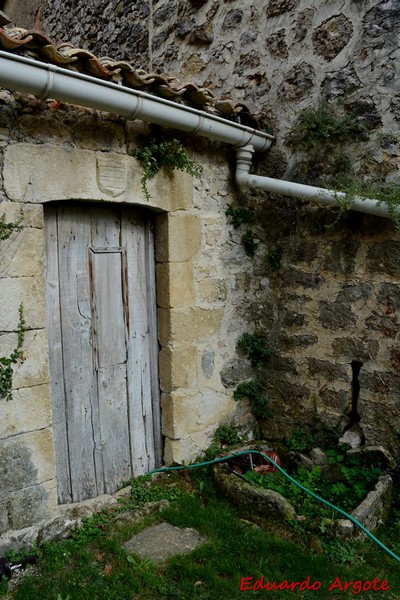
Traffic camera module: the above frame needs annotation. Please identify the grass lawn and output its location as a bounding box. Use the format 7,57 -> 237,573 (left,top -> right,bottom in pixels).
1,469 -> 400,600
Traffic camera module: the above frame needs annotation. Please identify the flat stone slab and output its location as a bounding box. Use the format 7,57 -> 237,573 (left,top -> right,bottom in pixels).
123,521 -> 207,564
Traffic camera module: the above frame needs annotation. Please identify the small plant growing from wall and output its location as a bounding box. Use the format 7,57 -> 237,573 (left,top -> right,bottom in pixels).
225,204 -> 259,257
134,136 -> 203,201
241,230 -> 259,257
225,205 -> 254,229
0,213 -> 25,401
0,304 -> 25,401
267,244 -> 282,272
287,102 -> 400,232
233,379 -> 271,418
0,213 -> 23,241
237,333 -> 270,368
234,333 -> 271,418
286,101 -> 365,152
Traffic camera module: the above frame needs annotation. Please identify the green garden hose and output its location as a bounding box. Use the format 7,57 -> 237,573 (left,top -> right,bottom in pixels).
149,449 -> 400,563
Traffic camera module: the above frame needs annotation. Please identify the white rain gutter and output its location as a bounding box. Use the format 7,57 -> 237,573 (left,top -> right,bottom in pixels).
0,51 -> 393,219
0,51 -> 273,151
236,145 -> 392,218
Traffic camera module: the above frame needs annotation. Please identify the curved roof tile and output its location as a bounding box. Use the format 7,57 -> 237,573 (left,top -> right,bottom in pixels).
0,24 -> 259,127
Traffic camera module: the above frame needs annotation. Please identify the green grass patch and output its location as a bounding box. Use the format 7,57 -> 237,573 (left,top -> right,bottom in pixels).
3,468 -> 400,600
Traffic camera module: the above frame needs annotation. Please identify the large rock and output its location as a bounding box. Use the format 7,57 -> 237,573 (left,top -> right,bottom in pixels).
336,474 -> 393,539
213,463 -> 296,521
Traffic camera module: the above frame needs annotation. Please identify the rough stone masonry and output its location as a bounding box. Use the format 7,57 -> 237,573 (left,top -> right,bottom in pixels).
0,0 -> 399,537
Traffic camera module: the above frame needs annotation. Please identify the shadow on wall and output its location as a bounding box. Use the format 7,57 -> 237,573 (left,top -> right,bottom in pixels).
0,0 -> 42,29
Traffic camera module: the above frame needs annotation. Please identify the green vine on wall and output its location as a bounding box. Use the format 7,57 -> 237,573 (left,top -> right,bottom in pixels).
0,304 -> 25,401
233,379 -> 271,418
234,334 -> 271,418
225,205 -> 259,256
134,137 -> 203,201
0,213 -> 23,241
237,333 -> 270,368
225,205 -> 254,229
286,102 -> 400,233
0,213 -> 26,401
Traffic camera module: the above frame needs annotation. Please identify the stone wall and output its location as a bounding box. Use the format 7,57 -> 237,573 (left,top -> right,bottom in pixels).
0,91 -> 252,532
39,0 -> 400,453
3,1 -> 400,454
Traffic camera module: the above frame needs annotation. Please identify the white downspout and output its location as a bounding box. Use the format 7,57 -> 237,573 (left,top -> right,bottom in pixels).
236,145 -> 392,219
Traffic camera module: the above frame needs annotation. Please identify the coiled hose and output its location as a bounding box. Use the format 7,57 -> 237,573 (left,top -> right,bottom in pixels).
149,449 -> 400,563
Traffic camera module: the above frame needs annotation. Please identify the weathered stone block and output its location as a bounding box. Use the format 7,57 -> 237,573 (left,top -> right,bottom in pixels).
3,144 -> 192,212
0,227 -> 45,277
0,429 -> 56,493
313,15 -> 353,61
220,358 -> 253,388
198,276 -> 227,304
1,478 -> 58,533
71,117 -> 125,151
0,201 -> 44,230
277,63 -> 315,100
266,30 -> 288,59
279,267 -> 323,289
266,0 -> 300,17
13,329 -> 50,389
337,475 -> 392,540
0,277 -> 46,331
367,241 -> 400,276
319,388 -> 351,413
213,463 -> 296,521
159,345 -> 198,392
163,436 -> 199,465
318,299 -> 357,330
294,8 -> 315,42
151,168 -> 193,211
0,384 -> 52,439
158,307 -> 223,346
161,389 -> 231,439
155,213 -> 200,262
16,115 -> 71,145
222,9 -> 243,30
156,262 -> 195,308
332,337 -> 379,362
201,349 -> 215,379
307,358 -> 349,381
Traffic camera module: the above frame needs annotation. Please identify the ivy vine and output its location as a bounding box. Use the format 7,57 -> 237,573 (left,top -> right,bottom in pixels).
134,137 -> 203,201
0,213 -> 26,401
0,304 -> 25,401
0,213 -> 23,241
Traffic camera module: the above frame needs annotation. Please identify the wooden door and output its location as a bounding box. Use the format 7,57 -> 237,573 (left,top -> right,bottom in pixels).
44,203 -> 161,503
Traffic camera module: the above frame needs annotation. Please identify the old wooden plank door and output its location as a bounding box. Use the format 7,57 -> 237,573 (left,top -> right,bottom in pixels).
44,203 -> 161,504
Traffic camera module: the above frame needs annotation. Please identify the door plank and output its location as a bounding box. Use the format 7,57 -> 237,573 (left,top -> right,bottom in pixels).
44,207 -> 72,503
122,211 -> 157,473
89,249 -> 127,369
57,206 -> 101,501
97,363 -> 132,491
146,221 -> 162,466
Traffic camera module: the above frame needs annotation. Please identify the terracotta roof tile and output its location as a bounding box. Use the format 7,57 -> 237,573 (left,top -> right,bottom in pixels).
0,24 -> 259,127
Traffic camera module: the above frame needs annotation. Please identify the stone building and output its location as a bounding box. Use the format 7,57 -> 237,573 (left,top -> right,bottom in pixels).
0,0 -> 400,539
